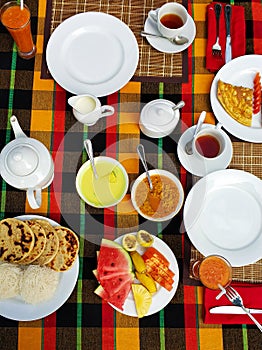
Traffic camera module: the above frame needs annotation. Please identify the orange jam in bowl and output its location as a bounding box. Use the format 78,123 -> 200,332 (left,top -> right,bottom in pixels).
199,255 -> 232,290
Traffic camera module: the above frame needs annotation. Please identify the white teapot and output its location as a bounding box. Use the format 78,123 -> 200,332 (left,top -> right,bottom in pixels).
0,116 -> 54,209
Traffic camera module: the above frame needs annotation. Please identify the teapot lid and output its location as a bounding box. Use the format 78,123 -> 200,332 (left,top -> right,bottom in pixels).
0,138 -> 53,189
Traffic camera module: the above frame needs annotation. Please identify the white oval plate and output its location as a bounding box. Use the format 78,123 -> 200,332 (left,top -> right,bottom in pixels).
111,234 -> 179,317
183,169 -> 262,266
0,215 -> 79,321
46,12 -> 139,97
210,55 -> 262,142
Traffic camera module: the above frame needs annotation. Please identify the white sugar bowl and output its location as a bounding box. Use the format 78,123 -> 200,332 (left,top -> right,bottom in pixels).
139,99 -> 183,138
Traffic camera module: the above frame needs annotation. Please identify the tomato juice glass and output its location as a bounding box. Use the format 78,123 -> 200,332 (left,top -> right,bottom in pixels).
192,255 -> 232,290
0,1 -> 36,59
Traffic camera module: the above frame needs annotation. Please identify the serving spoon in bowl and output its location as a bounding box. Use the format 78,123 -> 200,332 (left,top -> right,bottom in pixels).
141,31 -> 189,45
137,144 -> 153,190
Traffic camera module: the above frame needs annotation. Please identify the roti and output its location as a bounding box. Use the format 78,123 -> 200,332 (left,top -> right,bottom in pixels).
20,220 -> 47,264
217,79 -> 253,126
0,218 -> 34,263
32,220 -> 59,265
47,226 -> 79,272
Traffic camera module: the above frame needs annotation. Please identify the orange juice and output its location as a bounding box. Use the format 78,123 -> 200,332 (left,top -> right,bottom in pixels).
199,255 -> 232,290
1,2 -> 36,59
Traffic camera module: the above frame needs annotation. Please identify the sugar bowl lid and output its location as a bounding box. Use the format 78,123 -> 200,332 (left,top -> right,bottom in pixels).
0,116 -> 54,189
139,99 -> 180,138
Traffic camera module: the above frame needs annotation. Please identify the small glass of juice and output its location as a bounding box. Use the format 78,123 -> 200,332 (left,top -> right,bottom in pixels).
0,1 -> 36,59
192,255 -> 232,290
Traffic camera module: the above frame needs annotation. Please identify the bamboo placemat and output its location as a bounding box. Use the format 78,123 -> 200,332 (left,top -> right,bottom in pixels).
185,142 -> 262,285
41,0 -> 188,82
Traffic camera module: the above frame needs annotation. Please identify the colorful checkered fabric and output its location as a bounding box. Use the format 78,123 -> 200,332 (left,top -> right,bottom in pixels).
0,0 -> 262,349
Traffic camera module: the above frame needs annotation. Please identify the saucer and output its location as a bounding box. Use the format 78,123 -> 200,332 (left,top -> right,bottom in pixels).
144,14 -> 196,53
177,124 -> 233,177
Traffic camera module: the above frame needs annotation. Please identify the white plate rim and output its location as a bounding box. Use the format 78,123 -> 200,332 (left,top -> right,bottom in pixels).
144,14 -> 196,53
210,54 -> 262,142
46,12 -> 139,97
183,169 -> 262,266
111,233 -> 179,317
0,215 -> 79,321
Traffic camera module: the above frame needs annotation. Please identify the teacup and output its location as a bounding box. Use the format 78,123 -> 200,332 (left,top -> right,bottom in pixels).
149,2 -> 189,38
68,94 -> 114,126
192,124 -> 226,160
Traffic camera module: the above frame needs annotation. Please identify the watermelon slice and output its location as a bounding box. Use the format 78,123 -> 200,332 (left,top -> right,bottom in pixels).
94,238 -> 134,309
99,271 -> 134,297
94,280 -> 132,310
97,239 -> 132,276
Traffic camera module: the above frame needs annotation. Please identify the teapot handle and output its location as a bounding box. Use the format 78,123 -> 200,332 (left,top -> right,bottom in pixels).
27,188 -> 42,209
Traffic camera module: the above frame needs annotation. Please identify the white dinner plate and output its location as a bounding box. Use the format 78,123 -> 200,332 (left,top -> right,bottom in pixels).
46,12 -> 139,97
177,124 -> 233,177
144,14 -> 196,53
210,54 -> 262,142
0,215 -> 79,321
112,234 -> 179,317
183,169 -> 262,266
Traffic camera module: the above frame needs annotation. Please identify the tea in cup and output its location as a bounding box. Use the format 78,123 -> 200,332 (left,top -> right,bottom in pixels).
192,125 -> 226,160
192,255 -> 232,290
149,2 -> 189,38
68,94 -> 114,126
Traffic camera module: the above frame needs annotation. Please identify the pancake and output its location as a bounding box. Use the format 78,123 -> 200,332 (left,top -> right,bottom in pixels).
20,220 -> 47,264
47,226 -> 79,272
217,79 -> 253,127
0,218 -> 34,263
32,220 -> 59,265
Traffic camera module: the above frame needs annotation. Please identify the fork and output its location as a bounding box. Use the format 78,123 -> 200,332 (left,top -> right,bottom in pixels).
212,3 -> 222,56
224,286 -> 262,332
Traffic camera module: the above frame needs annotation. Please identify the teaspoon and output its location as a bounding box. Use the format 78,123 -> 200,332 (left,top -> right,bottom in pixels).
141,31 -> 189,45
84,139 -> 98,179
137,144 -> 153,191
185,111 -> 206,155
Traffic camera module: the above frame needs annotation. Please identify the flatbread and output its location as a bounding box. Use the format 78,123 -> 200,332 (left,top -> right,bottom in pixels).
47,226 -> 79,272
20,220 -> 47,264
0,218 -> 34,263
217,79 -> 253,126
32,220 -> 59,265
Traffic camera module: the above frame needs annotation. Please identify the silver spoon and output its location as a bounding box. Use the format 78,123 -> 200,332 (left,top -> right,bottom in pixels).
141,31 -> 189,45
185,111 -> 206,155
84,139 -> 98,179
172,100 -> 185,112
137,144 -> 153,190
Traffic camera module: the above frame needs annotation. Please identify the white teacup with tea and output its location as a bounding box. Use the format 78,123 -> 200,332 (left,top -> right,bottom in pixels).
68,94 -> 114,126
149,2 -> 189,38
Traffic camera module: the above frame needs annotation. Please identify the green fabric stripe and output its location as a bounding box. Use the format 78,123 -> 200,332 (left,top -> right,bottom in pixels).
242,325 -> 248,350
76,127 -> 88,350
1,45 -> 17,219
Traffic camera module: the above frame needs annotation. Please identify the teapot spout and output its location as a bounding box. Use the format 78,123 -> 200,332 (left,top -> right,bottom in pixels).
10,116 -> 27,139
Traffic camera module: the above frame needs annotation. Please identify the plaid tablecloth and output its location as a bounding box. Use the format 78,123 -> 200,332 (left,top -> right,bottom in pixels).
0,0 -> 262,349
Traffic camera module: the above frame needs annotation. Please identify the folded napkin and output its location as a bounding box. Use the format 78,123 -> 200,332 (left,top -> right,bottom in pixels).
203,283 -> 262,324
206,2 -> 246,72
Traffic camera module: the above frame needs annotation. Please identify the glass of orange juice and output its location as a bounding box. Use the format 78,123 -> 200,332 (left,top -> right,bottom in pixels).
192,255 -> 232,290
0,1 -> 36,59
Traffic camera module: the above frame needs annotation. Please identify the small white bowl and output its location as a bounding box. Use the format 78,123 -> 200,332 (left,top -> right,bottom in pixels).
76,156 -> 129,208
131,169 -> 184,221
139,99 -> 180,138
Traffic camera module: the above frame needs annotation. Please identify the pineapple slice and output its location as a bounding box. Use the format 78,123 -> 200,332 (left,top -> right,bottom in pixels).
132,284 -> 152,318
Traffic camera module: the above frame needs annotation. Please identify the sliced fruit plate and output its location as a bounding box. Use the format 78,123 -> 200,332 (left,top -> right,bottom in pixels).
94,232 -> 179,318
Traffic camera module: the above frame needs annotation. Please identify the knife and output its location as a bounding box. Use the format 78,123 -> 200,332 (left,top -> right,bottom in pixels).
225,4 -> 232,63
210,306 -> 262,315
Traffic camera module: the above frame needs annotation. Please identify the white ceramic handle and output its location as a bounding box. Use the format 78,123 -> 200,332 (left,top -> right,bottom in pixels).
27,188 -> 42,209
101,105 -> 115,117
148,9 -> 158,22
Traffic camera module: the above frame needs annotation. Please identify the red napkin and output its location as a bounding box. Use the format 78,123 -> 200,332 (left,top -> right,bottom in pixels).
203,283 -> 262,324
206,2 -> 246,72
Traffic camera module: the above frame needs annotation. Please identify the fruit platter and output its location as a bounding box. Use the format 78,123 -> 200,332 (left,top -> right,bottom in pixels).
93,231 -> 179,318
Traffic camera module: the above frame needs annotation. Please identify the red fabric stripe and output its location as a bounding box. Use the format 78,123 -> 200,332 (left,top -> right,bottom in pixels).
184,287 -> 198,350
252,0 -> 262,54
101,91 -> 119,349
44,313 -> 57,350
